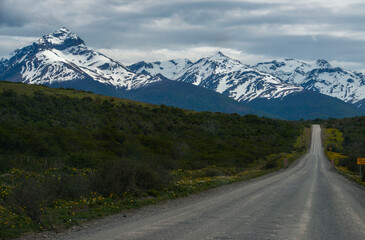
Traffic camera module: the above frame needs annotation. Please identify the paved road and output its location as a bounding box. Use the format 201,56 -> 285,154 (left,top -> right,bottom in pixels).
65,125 -> 365,240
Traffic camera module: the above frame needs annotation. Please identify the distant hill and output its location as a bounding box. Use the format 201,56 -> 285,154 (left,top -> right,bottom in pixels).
247,90 -> 364,120
123,78 -> 263,116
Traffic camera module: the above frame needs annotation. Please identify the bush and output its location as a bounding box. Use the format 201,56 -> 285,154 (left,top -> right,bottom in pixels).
94,159 -> 170,195
264,154 -> 281,169
205,168 -> 222,177
47,173 -> 94,199
6,177 -> 48,227
4,170 -> 96,228
95,159 -> 137,195
135,164 -> 169,190
264,159 -> 277,169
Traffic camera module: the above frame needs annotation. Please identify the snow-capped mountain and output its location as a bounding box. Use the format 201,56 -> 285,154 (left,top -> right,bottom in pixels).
0,59 -> 6,74
0,27 -> 160,90
129,59 -> 193,80
254,59 -> 365,104
129,52 -> 303,102
1,28 -> 363,119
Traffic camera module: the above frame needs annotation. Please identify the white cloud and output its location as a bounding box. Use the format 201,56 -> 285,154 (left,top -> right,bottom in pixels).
331,60 -> 365,72
98,46 -> 272,65
0,35 -> 38,58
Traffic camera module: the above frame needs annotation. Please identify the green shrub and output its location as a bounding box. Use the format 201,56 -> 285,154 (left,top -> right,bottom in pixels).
264,154 -> 280,169
47,174 -> 94,199
205,168 -> 222,177
95,159 -> 136,195
5,177 -> 48,227
135,164 -> 169,191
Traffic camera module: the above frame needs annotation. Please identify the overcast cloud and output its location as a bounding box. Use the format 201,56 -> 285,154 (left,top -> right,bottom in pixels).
1,0 -> 365,71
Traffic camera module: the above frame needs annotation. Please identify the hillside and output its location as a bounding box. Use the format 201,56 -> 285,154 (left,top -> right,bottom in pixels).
0,82 -> 303,171
0,82 -> 309,238
123,79 -> 266,116
0,81 -> 150,106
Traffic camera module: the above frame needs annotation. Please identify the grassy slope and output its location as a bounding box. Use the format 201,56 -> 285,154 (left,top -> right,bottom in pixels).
0,82 -> 309,238
0,81 -> 152,107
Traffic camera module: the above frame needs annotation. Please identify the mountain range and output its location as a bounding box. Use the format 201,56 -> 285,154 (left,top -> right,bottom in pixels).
254,59 -> 365,107
129,54 -> 365,106
129,52 -> 305,103
0,28 -> 364,120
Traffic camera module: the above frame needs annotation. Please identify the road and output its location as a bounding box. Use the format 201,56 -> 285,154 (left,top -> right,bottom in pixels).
55,125 -> 365,240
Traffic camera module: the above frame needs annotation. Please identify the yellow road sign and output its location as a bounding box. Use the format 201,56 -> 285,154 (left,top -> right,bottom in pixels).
357,158 -> 365,165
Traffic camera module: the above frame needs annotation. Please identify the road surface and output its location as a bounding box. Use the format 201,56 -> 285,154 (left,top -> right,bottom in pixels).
50,125 -> 365,240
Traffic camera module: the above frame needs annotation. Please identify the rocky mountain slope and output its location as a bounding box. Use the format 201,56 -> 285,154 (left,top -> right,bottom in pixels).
129,54 -> 365,106
254,59 -> 365,105
129,52 -> 303,102
0,27 -> 160,90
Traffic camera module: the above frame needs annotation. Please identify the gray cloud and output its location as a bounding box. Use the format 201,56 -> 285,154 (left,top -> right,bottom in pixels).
1,0 -> 365,71
0,0 -> 30,27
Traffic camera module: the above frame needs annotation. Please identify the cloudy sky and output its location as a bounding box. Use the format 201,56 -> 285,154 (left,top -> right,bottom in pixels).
1,0 -> 365,71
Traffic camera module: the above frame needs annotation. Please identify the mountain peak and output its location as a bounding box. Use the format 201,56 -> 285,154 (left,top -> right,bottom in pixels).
284,58 -> 296,61
55,27 -> 71,33
210,51 -> 229,60
51,27 -> 73,37
215,51 -> 225,56
36,27 -> 85,50
315,59 -> 331,68
205,51 -> 245,67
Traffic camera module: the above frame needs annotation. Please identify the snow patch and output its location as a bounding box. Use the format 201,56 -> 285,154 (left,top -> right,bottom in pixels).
255,58 -> 365,103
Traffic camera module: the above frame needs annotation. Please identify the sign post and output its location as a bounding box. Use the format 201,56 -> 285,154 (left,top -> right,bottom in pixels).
357,158 -> 365,177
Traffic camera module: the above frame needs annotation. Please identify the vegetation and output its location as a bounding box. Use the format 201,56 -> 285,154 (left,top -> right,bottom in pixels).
323,117 -> 365,185
0,82 -> 308,238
